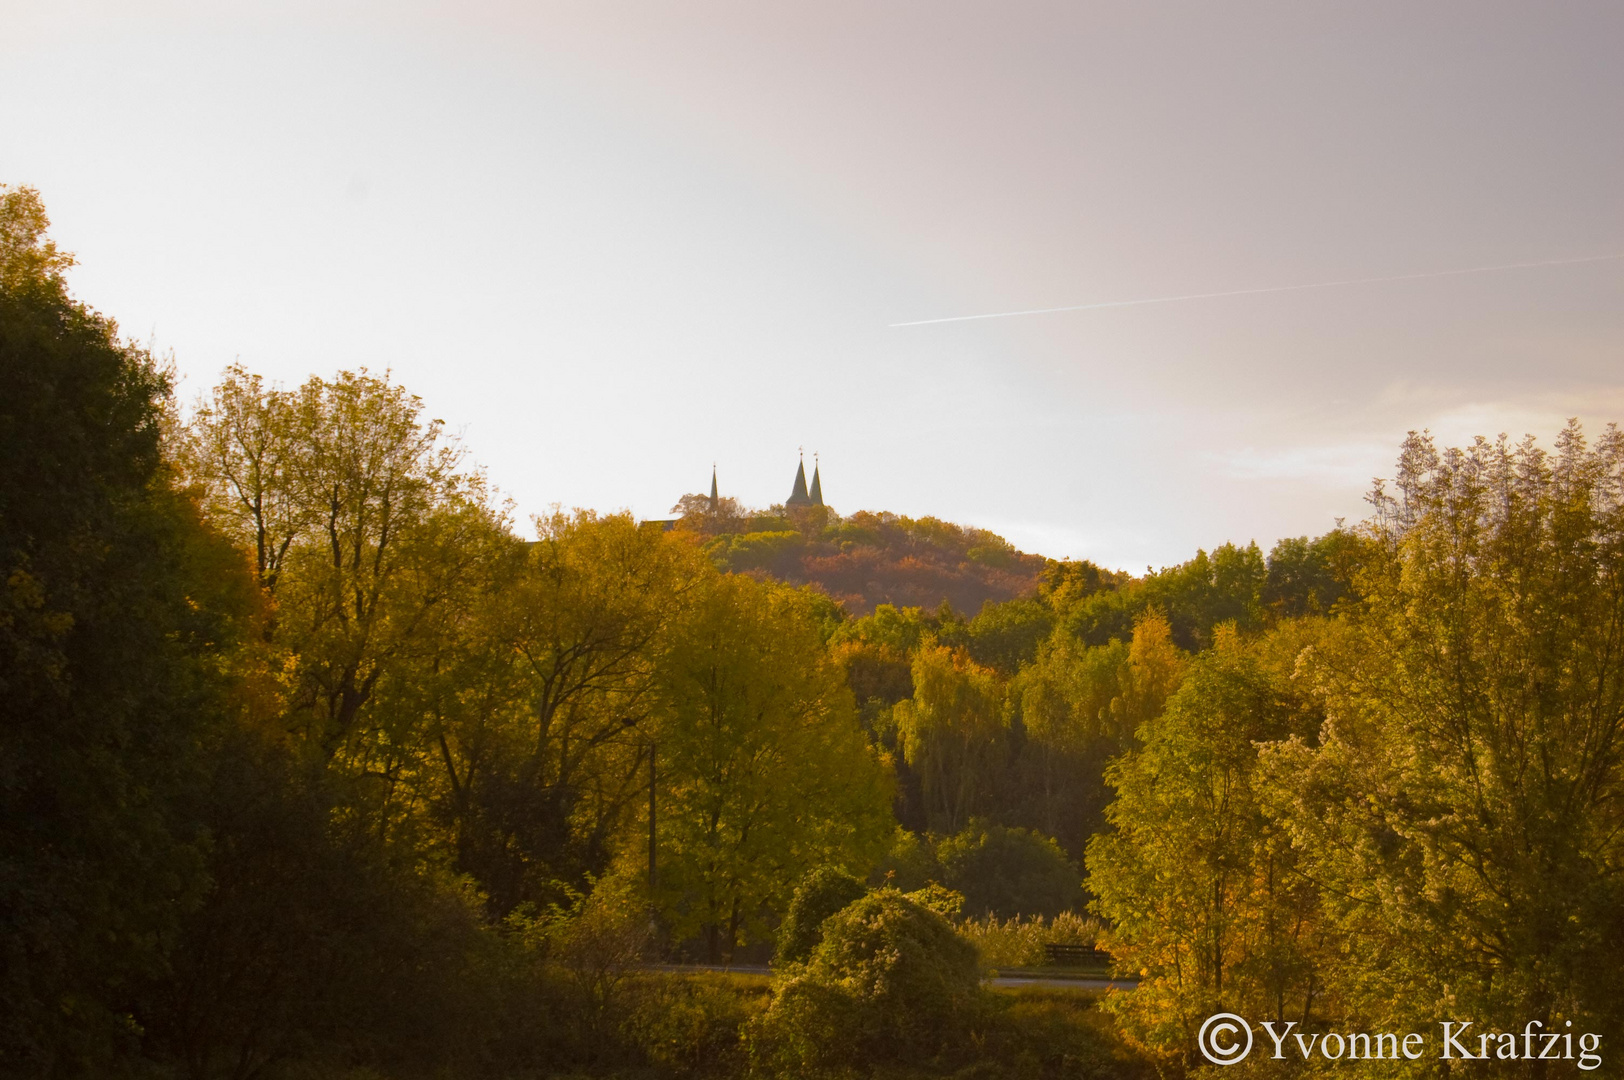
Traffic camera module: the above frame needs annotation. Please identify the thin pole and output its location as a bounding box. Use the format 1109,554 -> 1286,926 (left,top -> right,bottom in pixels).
648,739 -> 657,900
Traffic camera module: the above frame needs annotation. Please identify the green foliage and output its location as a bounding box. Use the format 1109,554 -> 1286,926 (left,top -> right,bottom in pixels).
1264,427 -> 1624,1049
1261,529 -> 1356,618
18,184 -> 1624,1078
746,889 -> 989,1075
1006,609 -> 1185,857
894,645 -> 1007,834
962,596 -> 1054,673
868,825 -> 944,892
833,600 -> 937,653
979,991 -> 1157,1080
621,973 -> 763,1079
938,821 -> 1081,920
776,866 -> 868,965
706,527 -> 801,572
1061,540 -> 1267,650
0,185 -> 75,290
655,573 -> 894,961
1085,623 -> 1327,1063
0,186 -> 252,1073
141,731 -> 500,1079
903,882 -> 967,920
1037,557 -> 1124,610
450,509 -> 701,914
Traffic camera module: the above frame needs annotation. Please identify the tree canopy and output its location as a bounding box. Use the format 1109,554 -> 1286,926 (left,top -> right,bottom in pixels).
8,180 -> 1621,1080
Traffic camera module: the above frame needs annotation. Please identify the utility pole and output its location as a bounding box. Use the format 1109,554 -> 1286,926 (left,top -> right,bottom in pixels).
647,739 -> 657,900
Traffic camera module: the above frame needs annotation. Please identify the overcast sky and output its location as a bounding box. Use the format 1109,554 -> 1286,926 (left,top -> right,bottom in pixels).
5,1 -> 1620,569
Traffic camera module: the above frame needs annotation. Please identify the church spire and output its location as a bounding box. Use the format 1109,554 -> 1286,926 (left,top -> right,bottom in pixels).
786,449 -> 811,507
709,464 -> 718,512
809,453 -> 823,507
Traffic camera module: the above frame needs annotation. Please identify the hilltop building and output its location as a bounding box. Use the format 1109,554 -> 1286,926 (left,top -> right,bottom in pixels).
785,453 -> 824,510
644,455 -> 824,530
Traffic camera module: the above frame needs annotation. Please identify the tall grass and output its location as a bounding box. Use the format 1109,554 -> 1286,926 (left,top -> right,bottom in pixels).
955,911 -> 1104,969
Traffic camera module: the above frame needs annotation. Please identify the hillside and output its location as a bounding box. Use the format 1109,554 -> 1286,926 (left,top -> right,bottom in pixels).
666,500 -> 1046,616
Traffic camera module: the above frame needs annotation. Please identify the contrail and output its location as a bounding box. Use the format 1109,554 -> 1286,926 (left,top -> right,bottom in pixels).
889,251 -> 1624,328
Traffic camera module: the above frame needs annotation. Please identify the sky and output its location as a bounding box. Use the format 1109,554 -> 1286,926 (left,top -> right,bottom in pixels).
4,0 -> 1620,570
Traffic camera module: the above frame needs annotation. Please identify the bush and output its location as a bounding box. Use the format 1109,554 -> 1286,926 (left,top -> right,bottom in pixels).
775,866 -> 868,965
138,734 -> 501,1079
747,889 -> 990,1075
624,973 -> 766,1078
938,821 -> 1080,919
981,990 -> 1158,1080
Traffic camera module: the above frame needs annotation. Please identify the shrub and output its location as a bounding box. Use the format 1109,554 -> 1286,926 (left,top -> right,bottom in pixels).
775,866 -> 868,965
981,989 -> 1158,1079
625,973 -> 765,1078
747,889 -> 990,1075
903,883 -> 966,920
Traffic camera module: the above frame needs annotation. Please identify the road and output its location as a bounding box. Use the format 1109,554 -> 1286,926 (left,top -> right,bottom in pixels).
651,964 -> 1136,991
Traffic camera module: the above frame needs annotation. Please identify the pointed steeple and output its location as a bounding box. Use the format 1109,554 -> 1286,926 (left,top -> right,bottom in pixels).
709,465 -> 718,513
809,453 -> 823,507
787,450 -> 811,507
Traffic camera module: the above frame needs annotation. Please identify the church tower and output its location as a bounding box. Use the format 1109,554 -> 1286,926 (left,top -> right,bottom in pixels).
786,453 -> 812,508
709,465 -> 718,513
809,454 -> 824,507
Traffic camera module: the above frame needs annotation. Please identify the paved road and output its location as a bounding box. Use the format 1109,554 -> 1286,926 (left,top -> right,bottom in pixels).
990,974 -> 1135,990
651,964 -> 1135,991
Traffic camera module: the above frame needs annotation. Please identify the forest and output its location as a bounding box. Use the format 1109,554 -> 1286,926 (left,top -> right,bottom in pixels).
5,180 -> 1624,1080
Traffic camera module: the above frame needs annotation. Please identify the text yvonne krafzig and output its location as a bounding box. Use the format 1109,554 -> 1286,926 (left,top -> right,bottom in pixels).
1197,1013 -> 1603,1070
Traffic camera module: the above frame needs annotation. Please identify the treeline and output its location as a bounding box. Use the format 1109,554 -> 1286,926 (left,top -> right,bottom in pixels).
813,528 -> 1350,865
7,183 -> 1624,1080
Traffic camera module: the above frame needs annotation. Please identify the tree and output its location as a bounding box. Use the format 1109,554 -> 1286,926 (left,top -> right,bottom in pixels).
1010,609 -> 1185,855
893,644 -> 1007,834
176,364 -> 307,592
1266,427 -> 1624,1051
654,574 -> 893,962
432,510 -> 704,913
181,367 -> 510,834
1086,625 -> 1326,1066
1261,530 -> 1354,619
0,185 -> 255,1073
963,596 -> 1054,674
936,821 -> 1080,919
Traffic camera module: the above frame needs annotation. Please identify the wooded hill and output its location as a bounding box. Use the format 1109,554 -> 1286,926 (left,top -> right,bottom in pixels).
665,498 -> 1050,617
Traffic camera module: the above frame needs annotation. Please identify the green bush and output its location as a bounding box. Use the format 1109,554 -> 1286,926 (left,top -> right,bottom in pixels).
775,865 -> 868,965
938,821 -> 1080,919
980,990 -> 1157,1079
747,889 -> 989,1075
625,973 -> 765,1078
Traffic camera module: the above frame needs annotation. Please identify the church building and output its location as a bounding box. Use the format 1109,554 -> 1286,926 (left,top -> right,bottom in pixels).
785,453 -> 824,509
